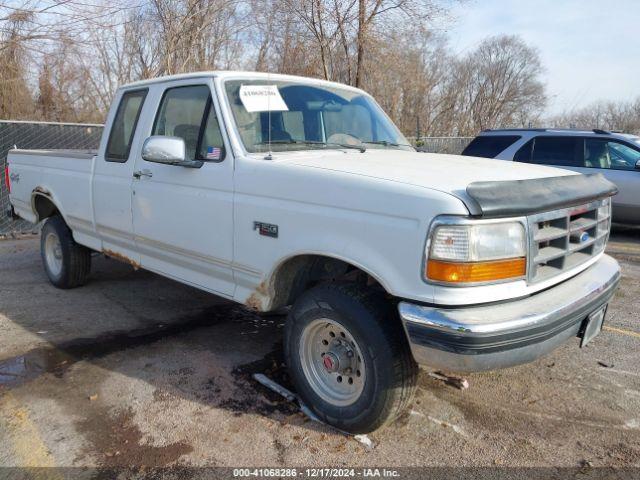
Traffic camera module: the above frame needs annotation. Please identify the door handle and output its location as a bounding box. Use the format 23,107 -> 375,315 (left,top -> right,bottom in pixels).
133,169 -> 153,179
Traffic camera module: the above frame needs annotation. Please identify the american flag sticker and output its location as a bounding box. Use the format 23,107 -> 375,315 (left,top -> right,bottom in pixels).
206,146 -> 221,160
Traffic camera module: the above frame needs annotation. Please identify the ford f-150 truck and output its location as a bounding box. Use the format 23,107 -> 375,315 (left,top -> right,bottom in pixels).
6,71 -> 620,433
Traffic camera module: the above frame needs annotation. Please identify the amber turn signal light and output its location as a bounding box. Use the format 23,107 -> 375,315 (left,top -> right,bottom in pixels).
427,258 -> 526,283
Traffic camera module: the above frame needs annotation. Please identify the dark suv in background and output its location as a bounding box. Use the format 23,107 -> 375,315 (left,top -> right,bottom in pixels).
462,129 -> 640,224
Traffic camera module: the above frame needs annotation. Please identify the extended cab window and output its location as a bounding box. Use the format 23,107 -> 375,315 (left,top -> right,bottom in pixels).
105,89 -> 147,162
153,85 -> 225,161
461,135 -> 521,158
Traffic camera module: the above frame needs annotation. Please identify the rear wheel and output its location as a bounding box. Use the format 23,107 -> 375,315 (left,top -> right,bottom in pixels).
285,283 -> 417,433
40,215 -> 91,289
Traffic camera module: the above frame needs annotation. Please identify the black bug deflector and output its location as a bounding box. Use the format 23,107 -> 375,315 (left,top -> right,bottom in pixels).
466,173 -> 618,218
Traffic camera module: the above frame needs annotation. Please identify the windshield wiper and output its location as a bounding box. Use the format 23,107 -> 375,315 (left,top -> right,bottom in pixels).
255,139 -> 366,152
362,140 -> 411,147
299,140 -> 366,152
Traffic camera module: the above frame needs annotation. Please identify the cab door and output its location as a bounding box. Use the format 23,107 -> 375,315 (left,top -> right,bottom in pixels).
130,80 -> 235,296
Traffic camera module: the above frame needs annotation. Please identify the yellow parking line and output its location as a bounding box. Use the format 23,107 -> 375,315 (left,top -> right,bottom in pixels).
603,325 -> 640,339
0,392 -> 62,477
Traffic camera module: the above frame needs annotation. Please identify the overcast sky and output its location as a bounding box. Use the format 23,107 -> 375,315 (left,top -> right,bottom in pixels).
445,0 -> 639,115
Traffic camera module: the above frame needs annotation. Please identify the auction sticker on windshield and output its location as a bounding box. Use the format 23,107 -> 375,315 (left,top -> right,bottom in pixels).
239,85 -> 289,112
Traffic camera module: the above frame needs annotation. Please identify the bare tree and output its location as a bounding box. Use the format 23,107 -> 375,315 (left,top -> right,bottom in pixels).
352,0 -> 446,87
0,0 -> 553,138
550,98 -> 640,134
0,11 -> 34,119
448,35 -> 546,135
144,0 -> 245,75
278,0 -> 334,79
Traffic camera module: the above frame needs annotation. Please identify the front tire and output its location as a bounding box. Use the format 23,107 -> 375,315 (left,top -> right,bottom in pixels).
285,283 -> 417,433
41,215 -> 91,289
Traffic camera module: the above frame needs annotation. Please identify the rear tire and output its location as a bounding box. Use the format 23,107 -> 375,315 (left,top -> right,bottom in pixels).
40,215 -> 91,289
285,283 -> 417,433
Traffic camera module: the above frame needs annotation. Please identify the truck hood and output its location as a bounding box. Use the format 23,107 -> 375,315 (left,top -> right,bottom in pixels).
274,148 -> 576,199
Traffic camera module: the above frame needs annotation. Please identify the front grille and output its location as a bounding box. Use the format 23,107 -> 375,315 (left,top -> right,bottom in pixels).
527,198 -> 611,283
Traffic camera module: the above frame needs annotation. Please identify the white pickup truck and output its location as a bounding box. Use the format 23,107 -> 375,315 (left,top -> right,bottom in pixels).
6,71 -> 620,433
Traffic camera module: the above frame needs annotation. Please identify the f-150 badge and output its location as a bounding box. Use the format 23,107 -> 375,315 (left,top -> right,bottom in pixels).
254,221 -> 278,238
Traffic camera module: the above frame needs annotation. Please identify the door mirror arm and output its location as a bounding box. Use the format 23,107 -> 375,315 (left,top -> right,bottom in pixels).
172,159 -> 204,168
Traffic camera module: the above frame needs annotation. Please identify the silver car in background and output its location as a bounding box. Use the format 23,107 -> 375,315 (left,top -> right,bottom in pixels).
462,129 -> 640,224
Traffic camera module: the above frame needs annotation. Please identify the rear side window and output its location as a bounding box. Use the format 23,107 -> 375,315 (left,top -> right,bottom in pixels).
461,135 -> 521,158
530,136 -> 582,167
106,89 -> 147,162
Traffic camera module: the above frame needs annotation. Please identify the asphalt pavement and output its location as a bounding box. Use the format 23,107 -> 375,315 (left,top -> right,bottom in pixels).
0,228 -> 639,473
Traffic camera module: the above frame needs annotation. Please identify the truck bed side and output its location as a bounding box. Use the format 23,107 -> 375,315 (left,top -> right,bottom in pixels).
7,149 -> 97,234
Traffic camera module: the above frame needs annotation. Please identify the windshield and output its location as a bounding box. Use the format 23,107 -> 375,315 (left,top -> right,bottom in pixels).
224,79 -> 413,153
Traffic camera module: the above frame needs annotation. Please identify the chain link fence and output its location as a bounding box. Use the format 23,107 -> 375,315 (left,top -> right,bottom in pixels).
1,120 -> 103,236
410,136 -> 474,154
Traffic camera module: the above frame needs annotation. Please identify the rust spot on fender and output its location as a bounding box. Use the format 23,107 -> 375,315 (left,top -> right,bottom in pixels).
103,249 -> 140,270
245,293 -> 263,311
256,281 -> 269,296
245,281 -> 270,312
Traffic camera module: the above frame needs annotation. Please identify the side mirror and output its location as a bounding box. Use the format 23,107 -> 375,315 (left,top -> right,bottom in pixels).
141,136 -> 202,168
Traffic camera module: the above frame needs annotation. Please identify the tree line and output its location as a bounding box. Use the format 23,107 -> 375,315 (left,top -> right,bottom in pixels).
1,0 -> 637,137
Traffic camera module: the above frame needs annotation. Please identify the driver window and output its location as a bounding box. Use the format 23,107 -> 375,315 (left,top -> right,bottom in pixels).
153,85 -> 209,161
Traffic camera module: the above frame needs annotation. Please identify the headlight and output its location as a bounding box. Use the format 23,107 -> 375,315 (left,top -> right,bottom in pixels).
426,220 -> 526,284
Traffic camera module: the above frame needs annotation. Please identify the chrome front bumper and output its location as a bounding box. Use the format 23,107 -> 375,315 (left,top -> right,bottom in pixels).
398,254 -> 621,372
